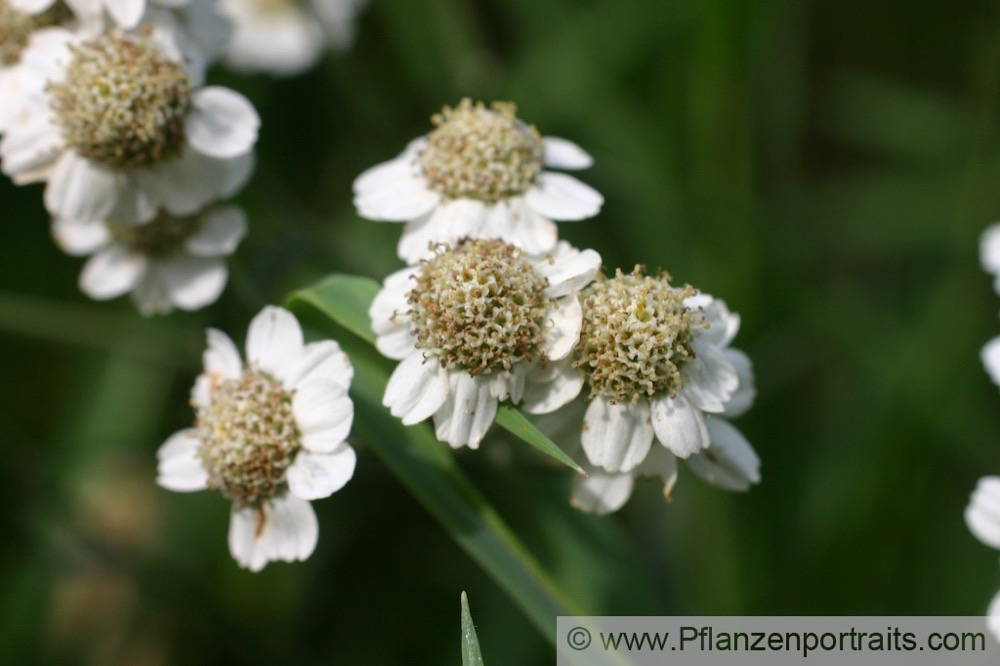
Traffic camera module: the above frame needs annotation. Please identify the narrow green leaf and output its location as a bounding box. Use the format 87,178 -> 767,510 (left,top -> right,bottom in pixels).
289,273 -> 588,474
287,273 -> 379,345
460,592 -> 485,666
496,405 -> 586,476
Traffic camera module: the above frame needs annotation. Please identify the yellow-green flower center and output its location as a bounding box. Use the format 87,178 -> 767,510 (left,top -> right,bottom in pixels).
416,99 -> 544,203
108,211 -> 202,258
405,239 -> 548,375
196,368 -> 299,509
48,30 -> 192,169
0,0 -> 69,67
576,267 -> 706,404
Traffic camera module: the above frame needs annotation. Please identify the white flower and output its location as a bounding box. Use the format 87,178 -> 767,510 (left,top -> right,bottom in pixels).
157,306 -> 355,572
0,0 -> 78,134
52,203 -> 248,314
369,238 -> 601,449
574,267 -> 754,476
0,24 -> 258,223
219,0 -> 364,76
353,99 -> 603,263
964,476 -> 1000,643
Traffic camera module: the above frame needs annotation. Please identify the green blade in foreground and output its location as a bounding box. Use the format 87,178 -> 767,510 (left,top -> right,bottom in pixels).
495,405 -> 585,476
461,591 -> 485,666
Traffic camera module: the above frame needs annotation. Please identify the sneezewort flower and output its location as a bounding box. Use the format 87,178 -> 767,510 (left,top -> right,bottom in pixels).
574,267 -> 754,474
964,476 -> 1000,643
157,306 -> 355,571
369,238 -> 601,449
353,99 -> 603,262
219,0 -> 364,76
52,203 -> 248,314
0,24 -> 258,223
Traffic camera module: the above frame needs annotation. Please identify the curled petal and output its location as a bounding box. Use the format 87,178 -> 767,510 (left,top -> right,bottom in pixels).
383,353 -> 449,425
186,87 -> 260,159
581,397 -> 653,473
245,305 -> 304,380
686,418 -> 760,491
966,476 -> 1000,550
433,372 -> 496,449
156,429 -> 209,492
287,447 -> 356,500
571,469 -> 634,516
650,395 -> 709,459
543,137 -> 593,170
524,172 -> 602,221
228,494 -> 318,572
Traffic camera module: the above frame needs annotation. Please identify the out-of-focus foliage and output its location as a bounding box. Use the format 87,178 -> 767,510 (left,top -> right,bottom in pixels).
2,0 -> 1000,663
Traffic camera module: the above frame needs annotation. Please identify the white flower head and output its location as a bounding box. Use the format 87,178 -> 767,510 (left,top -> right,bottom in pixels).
369,238 -> 601,449
220,0 -> 365,76
353,99 -> 603,262
574,266 -> 755,475
1,23 -> 258,223
52,203 -> 248,315
157,306 -> 356,572
0,0 -> 76,133
965,476 -> 1000,643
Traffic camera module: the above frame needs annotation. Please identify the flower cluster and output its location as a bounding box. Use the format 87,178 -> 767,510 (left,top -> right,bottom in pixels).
0,0 -> 365,313
356,99 -> 759,511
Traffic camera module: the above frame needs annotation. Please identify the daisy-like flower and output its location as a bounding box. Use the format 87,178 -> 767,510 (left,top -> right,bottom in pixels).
369,238 -> 601,449
574,266 -> 752,475
0,24 -> 258,223
219,0 -> 364,76
0,0 -> 74,133
52,204 -> 248,314
353,99 -> 603,263
964,476 -> 1000,643
157,306 -> 355,572
981,224 -> 1000,386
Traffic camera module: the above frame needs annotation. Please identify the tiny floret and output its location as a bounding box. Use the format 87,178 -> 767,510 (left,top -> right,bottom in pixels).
196,369 -> 298,509
418,99 -> 544,203
48,30 -> 193,169
576,267 -> 704,404
407,239 -> 548,374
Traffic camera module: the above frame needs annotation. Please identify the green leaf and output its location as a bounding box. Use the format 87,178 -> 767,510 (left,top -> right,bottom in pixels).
288,273 -> 379,345
495,405 -> 586,476
288,274 -> 589,643
460,592 -> 485,666
288,273 -> 586,474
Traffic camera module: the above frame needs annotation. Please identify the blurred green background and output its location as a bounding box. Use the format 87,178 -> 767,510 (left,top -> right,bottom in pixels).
4,0 -> 1000,663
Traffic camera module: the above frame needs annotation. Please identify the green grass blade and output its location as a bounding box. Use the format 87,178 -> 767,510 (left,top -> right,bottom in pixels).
495,405 -> 585,476
460,592 -> 485,666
